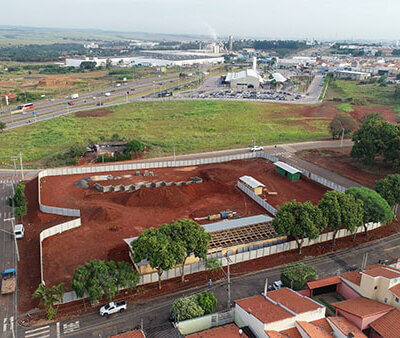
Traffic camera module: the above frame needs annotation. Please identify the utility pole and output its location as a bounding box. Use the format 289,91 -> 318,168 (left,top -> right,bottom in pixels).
264,277 -> 269,296
11,156 -> 17,181
19,152 -> 24,181
340,128 -> 345,148
227,256 -> 232,310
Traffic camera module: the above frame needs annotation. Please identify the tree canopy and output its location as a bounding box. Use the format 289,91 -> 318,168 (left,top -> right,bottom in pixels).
346,187 -> 394,236
71,259 -> 139,303
170,291 -> 217,321
0,121 -> 6,132
273,200 -> 324,254
328,114 -> 357,139
351,114 -> 400,170
131,227 -> 183,289
125,139 -> 146,154
375,174 -> 400,213
162,219 -> 211,282
9,182 -> 27,218
318,190 -> 364,245
32,283 -> 65,320
281,263 -> 316,290
131,219 -> 210,287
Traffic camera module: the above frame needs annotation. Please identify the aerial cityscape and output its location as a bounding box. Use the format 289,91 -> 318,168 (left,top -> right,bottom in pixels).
1,1 -> 400,337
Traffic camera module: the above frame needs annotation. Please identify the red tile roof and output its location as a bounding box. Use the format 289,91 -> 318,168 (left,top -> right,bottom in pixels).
111,330 -> 145,338
309,318 -> 332,333
267,288 -> 323,314
306,276 -> 341,290
340,270 -> 361,286
296,321 -> 332,337
279,327 -> 302,338
370,309 -> 400,338
327,316 -> 365,338
332,297 -> 393,318
236,295 -> 293,324
362,267 -> 400,279
389,283 -> 400,297
265,331 -> 287,338
186,323 -> 247,338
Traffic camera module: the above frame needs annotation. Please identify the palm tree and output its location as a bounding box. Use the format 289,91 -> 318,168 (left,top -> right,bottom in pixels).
32,283 -> 65,320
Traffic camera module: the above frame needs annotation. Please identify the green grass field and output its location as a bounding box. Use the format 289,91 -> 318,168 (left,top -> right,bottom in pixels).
335,103 -> 354,114
325,79 -> 399,105
0,100 -> 331,168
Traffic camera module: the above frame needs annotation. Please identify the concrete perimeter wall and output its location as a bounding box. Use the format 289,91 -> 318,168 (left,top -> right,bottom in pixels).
37,151 -> 348,288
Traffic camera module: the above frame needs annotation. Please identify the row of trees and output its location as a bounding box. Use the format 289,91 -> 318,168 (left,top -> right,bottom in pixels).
273,186 -> 394,254
131,219 -> 211,289
9,182 -> 27,218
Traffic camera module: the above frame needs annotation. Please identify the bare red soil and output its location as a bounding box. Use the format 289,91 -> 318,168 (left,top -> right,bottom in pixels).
20,159 -> 328,313
297,147 -> 395,188
350,105 -> 399,124
75,109 -> 114,118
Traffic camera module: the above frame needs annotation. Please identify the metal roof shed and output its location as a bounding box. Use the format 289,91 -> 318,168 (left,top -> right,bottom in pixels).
239,176 -> 265,195
274,161 -> 301,181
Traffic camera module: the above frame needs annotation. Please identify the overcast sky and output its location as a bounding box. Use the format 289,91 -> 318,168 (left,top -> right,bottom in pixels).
2,0 -> 400,40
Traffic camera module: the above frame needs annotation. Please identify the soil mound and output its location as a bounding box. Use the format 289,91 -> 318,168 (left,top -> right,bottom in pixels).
75,109 -> 114,118
86,205 -> 120,222
113,181 -> 230,208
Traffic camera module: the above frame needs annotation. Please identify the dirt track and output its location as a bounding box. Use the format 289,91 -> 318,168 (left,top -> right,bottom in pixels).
20,158 -> 328,312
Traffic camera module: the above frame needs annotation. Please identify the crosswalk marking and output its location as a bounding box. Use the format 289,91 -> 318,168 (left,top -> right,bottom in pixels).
63,320 -> 80,334
25,325 -> 50,338
3,317 -> 7,332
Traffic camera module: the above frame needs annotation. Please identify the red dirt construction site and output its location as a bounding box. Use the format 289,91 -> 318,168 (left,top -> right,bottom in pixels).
19,157 -> 329,312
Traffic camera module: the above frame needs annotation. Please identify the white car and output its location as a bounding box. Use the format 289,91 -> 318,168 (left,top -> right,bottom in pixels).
104,92 -> 111,97
273,280 -> 283,290
99,301 -> 127,317
250,145 -> 264,152
14,224 -> 24,239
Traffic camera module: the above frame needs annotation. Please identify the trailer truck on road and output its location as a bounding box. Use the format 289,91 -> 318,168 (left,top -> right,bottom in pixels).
1,268 -> 16,295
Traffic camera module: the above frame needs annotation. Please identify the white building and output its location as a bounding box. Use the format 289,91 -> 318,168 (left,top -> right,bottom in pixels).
225,69 -> 264,89
235,288 -> 327,337
65,55 -> 224,68
333,70 -> 371,80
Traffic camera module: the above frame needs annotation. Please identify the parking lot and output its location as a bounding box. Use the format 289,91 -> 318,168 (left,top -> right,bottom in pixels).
190,89 -> 305,102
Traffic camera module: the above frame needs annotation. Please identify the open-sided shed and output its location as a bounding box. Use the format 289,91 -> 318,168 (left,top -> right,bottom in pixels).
274,161 -> 301,181
239,175 -> 265,195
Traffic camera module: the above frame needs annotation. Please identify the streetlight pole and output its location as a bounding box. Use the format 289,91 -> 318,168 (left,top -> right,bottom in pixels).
19,152 -> 24,181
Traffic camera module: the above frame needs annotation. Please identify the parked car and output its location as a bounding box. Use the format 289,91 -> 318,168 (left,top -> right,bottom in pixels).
99,301 -> 127,317
14,224 -> 24,239
250,145 -> 264,152
273,280 -> 283,290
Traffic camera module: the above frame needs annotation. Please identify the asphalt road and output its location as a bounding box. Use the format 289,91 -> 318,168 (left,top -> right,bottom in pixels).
0,179 -> 18,338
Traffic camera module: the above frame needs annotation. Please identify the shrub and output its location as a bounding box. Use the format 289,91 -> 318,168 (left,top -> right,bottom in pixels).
197,291 -> 217,314
170,295 -> 204,321
281,263 -> 316,290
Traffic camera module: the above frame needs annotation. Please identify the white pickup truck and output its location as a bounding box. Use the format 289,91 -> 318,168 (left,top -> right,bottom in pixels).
99,301 -> 127,316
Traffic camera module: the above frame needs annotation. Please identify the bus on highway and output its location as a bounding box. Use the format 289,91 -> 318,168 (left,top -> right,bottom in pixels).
11,103 -> 34,114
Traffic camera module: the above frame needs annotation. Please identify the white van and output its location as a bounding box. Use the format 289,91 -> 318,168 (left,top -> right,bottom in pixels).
14,224 -> 24,239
